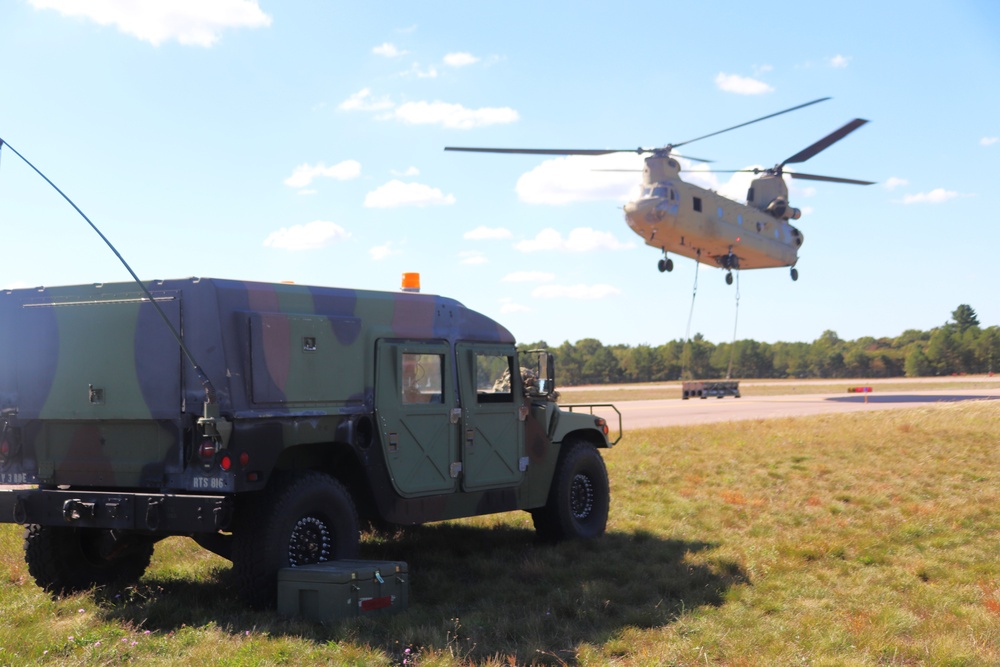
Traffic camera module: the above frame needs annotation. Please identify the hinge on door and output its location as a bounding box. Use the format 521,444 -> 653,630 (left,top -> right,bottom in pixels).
450,408 -> 462,424
449,462 -> 463,478
518,406 -> 528,421
519,456 -> 529,472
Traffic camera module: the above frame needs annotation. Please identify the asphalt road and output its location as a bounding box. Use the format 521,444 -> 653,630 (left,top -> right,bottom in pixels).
572,387 -> 1000,432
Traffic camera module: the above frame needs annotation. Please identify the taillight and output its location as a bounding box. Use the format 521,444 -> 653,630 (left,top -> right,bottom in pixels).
198,439 -> 218,460
0,426 -> 17,463
595,417 -> 609,436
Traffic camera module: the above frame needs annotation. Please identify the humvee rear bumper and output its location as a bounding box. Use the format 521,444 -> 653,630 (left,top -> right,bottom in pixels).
0,487 -> 232,533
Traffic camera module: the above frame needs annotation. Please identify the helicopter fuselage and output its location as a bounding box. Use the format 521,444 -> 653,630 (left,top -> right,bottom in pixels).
623,156 -> 804,272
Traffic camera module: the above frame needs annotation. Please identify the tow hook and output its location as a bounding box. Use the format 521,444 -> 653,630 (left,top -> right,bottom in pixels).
62,499 -> 96,522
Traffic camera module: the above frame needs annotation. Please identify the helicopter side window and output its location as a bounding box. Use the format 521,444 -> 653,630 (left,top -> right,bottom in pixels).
651,186 -> 669,198
669,189 -> 677,201
747,187 -> 755,202
718,207 -> 724,219
693,197 -> 702,212
737,214 -> 744,226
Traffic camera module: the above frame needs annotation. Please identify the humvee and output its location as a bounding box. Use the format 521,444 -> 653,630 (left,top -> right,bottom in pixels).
0,278 -> 618,606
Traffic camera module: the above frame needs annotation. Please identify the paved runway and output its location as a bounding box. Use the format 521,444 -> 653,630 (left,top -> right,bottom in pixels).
566,387 -> 1000,432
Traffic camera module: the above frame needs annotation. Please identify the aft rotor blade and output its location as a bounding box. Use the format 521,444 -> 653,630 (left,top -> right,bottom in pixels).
782,118 -> 869,165
444,146 -> 647,156
672,97 -> 831,148
787,171 -> 875,185
696,168 -> 875,185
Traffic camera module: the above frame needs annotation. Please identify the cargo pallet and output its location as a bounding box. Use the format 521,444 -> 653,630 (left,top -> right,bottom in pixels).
681,381 -> 741,399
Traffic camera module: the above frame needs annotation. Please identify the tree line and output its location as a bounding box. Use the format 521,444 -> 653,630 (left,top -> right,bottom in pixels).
520,304 -> 999,386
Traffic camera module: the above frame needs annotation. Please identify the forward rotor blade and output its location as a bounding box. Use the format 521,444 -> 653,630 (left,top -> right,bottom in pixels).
787,172 -> 875,185
444,146 -> 646,156
672,97 -> 831,148
782,118 -> 869,165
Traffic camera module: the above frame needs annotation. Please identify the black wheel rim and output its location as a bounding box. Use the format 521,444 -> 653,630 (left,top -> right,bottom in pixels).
288,516 -> 332,566
570,473 -> 595,520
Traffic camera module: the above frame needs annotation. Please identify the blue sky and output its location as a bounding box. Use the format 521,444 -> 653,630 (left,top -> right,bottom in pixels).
1,1 -> 997,347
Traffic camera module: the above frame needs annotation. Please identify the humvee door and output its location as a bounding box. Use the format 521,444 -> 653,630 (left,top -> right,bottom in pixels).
374,340 -> 458,497
456,343 -> 525,491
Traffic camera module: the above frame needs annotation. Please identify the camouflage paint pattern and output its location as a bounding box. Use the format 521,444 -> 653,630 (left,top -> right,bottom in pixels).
0,278 -> 612,533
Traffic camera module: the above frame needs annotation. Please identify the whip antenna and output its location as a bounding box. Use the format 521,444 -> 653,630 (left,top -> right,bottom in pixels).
0,138 -> 217,403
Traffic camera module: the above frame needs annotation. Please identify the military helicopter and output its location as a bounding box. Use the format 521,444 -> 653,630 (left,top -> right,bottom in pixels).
445,98 -> 874,284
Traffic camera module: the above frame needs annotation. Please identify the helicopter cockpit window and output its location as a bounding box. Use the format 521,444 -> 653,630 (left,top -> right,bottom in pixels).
651,186 -> 669,199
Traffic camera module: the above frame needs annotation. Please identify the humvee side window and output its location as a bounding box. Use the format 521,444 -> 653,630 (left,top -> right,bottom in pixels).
401,353 -> 443,404
476,353 -> 514,403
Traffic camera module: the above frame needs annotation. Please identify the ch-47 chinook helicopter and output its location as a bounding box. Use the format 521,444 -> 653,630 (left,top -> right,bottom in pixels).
446,98 -> 874,284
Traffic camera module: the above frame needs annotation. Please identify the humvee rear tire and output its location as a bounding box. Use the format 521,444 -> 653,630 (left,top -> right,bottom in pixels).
24,525 -> 155,595
532,441 -> 609,541
232,471 -> 360,608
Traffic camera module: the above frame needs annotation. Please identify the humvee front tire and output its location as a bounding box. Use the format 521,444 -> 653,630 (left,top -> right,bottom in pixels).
532,441 -> 609,541
233,471 -> 360,608
24,525 -> 155,595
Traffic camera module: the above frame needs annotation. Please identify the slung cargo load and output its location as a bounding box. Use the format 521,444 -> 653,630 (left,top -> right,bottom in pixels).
0,278 -> 620,608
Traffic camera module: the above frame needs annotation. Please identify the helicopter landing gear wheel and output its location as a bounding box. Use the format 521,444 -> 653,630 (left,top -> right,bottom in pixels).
725,272 -> 734,286
790,268 -> 799,281
657,258 -> 674,273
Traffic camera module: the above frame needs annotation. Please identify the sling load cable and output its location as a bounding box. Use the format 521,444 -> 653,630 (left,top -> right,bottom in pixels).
684,250 -> 701,341
0,138 -> 217,403
681,251 -> 701,380
725,271 -> 741,380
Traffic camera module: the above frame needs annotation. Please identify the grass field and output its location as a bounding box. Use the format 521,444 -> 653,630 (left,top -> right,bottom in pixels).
1,400 -> 998,665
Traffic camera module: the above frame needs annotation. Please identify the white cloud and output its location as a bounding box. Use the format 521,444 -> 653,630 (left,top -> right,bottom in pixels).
464,226 -> 512,240
829,54 -> 851,68
515,228 -> 633,253
499,299 -> 530,314
364,180 -> 456,208
29,0 -> 271,47
981,136 -> 999,146
444,52 -> 480,67
263,221 -> 350,251
459,250 -> 488,265
341,93 -> 518,129
515,153 -> 642,205
714,72 -> 774,95
531,284 -> 621,300
339,89 -> 394,112
502,271 -> 555,282
883,176 -> 909,190
373,42 -> 406,57
900,189 -> 962,204
391,101 -> 519,129
369,243 -> 400,261
391,166 -> 420,177
403,63 -> 438,78
283,161 -> 361,188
